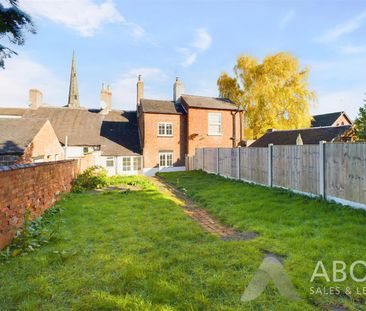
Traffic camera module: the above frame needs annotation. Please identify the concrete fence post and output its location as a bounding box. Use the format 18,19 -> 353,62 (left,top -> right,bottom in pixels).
202,148 -> 205,171
237,147 -> 240,180
268,144 -> 273,187
217,148 -> 220,175
319,140 -> 326,198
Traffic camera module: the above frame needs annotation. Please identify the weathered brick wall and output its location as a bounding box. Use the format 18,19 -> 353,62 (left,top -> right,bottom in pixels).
0,160 -> 79,249
142,113 -> 187,168
185,107 -> 241,156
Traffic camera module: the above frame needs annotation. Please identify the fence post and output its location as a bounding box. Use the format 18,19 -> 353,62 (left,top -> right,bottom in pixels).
237,147 -> 240,180
268,144 -> 273,187
319,141 -> 326,198
217,148 -> 220,175
202,148 -> 205,171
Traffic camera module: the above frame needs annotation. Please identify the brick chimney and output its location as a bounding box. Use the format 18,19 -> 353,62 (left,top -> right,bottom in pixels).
136,75 -> 144,108
29,89 -> 43,109
173,77 -> 183,102
100,83 -> 112,114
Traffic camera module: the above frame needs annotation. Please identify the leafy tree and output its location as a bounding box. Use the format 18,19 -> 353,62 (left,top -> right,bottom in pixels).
0,0 -> 35,68
354,99 -> 366,140
218,52 -> 316,139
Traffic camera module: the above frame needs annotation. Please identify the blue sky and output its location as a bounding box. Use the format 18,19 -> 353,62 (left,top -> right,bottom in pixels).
1,0 -> 366,119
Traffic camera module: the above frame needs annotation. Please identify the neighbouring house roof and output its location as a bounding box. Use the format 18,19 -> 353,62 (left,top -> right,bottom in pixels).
250,125 -> 352,147
0,106 -> 141,156
0,118 -> 48,154
311,111 -> 352,127
0,108 -> 27,117
181,94 -> 239,111
140,99 -> 185,114
100,110 -> 141,156
23,107 -> 102,146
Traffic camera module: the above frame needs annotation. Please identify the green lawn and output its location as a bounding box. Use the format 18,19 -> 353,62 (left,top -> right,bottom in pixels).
0,173 -> 365,310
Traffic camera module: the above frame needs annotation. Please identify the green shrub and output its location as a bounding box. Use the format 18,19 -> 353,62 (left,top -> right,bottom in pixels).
0,204 -> 64,261
72,166 -> 108,193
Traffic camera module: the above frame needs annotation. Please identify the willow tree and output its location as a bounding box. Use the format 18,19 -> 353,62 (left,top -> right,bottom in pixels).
218,52 -> 316,139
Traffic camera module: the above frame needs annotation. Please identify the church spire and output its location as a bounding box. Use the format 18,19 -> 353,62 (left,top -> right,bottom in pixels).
67,50 -> 80,108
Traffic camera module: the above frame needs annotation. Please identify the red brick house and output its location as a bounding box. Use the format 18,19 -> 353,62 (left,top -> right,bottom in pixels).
137,77 -> 242,175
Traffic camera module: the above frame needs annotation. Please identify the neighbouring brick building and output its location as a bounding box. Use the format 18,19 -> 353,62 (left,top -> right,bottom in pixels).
311,111 -> 352,127
0,118 -> 64,166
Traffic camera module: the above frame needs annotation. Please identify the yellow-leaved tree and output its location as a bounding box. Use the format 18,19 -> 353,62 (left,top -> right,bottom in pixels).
218,52 -> 316,139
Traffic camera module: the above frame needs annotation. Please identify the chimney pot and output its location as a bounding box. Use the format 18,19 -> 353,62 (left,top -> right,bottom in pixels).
100,84 -> 112,114
137,75 -> 144,107
173,77 -> 183,102
29,89 -> 43,109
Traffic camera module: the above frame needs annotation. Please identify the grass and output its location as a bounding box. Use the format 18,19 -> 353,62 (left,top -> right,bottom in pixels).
0,173 -> 365,310
159,171 -> 366,310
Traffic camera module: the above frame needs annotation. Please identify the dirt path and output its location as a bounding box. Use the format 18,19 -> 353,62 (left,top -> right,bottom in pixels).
151,176 -> 258,241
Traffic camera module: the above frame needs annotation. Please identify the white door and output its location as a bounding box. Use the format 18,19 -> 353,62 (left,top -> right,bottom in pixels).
105,156 -> 116,176
121,156 -> 142,175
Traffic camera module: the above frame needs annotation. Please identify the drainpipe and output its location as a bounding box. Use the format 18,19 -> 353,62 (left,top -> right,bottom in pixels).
64,136 -> 68,159
231,106 -> 241,148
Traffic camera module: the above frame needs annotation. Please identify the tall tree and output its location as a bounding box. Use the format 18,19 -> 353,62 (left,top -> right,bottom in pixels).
218,52 -> 316,139
354,99 -> 366,141
0,0 -> 35,68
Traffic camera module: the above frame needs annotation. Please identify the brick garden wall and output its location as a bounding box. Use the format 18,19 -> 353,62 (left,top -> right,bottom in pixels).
0,160 -> 79,249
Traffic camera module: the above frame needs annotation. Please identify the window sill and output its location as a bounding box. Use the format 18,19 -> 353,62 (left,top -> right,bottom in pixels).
207,133 -> 222,136
158,135 -> 173,137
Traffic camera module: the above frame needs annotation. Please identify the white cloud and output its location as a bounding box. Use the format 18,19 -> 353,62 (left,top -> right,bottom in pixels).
177,48 -> 197,67
182,53 -> 197,67
0,56 -> 67,108
111,68 -> 169,110
340,44 -> 366,54
21,0 -> 144,38
317,11 -> 366,43
177,28 -> 212,67
191,28 -> 212,51
313,89 -> 364,119
279,9 -> 295,29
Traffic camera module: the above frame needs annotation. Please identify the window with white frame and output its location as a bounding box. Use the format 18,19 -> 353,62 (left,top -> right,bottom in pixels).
159,152 -> 173,167
106,156 -> 114,167
158,122 -> 173,136
122,157 -> 131,171
208,113 -> 222,135
133,157 -> 142,171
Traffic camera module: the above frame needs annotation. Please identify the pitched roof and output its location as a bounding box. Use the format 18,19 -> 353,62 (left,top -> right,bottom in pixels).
250,125 -> 352,147
0,118 -> 48,154
0,106 -> 142,156
181,94 -> 239,111
0,108 -> 27,117
140,99 -> 185,114
311,111 -> 351,127
23,107 -> 102,146
100,111 -> 141,156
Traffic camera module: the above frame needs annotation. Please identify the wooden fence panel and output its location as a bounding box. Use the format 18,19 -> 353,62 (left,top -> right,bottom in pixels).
203,148 -> 218,173
325,143 -> 366,204
218,148 -> 239,178
240,147 -> 268,185
194,148 -> 204,170
218,148 -> 232,178
272,145 -> 319,195
185,155 -> 194,171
